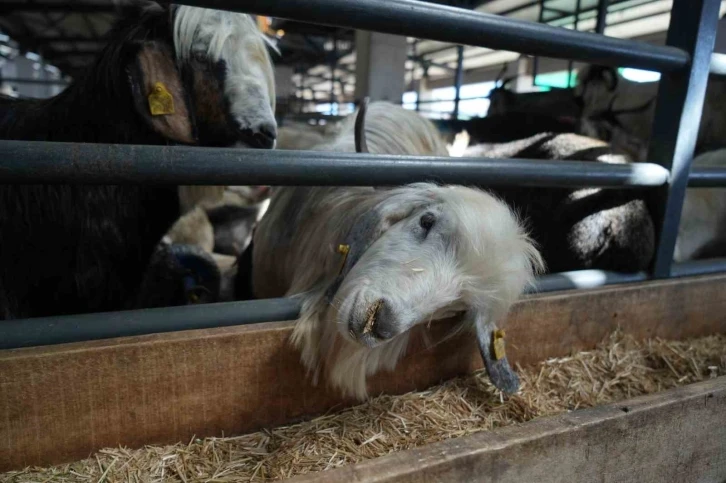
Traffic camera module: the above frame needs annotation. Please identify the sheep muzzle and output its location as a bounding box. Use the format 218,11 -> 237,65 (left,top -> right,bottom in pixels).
362,299 -> 384,335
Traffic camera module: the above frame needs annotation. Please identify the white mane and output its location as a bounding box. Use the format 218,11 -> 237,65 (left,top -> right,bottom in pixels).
173,6 -> 278,62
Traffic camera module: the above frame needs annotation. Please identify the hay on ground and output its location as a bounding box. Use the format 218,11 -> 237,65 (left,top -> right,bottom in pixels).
3,330 -> 725,482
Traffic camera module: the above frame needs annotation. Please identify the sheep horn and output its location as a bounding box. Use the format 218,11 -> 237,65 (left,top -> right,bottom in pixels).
471,311 -> 520,395
355,97 -> 370,154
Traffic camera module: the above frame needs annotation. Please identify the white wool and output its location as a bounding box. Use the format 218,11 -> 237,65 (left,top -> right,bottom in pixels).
318,101 -> 450,156
173,5 -> 277,128
447,130 -> 471,157
253,107 -> 541,400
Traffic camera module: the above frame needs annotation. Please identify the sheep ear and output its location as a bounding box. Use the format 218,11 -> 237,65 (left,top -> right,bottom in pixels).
205,204 -> 261,257
127,41 -> 196,144
324,202 -> 417,302
470,310 -> 520,395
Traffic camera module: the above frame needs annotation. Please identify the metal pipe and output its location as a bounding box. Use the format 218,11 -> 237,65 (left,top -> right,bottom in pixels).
174,0 -> 689,72
4,259 -> 726,350
688,167 -> 726,187
0,77 -> 69,86
412,56 -> 457,73
671,258 -> 726,277
647,0 -> 721,278
568,0 -> 582,88
595,0 -> 609,34
0,298 -> 302,350
415,95 -> 490,104
531,0 -> 547,87
0,140 -> 670,188
452,45 -> 464,120
530,270 -> 647,293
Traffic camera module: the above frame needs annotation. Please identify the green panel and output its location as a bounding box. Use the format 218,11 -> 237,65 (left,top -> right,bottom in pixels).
534,70 -> 578,89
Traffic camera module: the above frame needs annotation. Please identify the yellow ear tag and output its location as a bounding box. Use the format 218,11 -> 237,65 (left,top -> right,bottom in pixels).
337,244 -> 350,275
492,329 -> 507,361
148,81 -> 175,116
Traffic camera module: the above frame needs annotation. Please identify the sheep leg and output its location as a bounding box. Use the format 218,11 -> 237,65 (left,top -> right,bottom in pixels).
473,312 -> 520,395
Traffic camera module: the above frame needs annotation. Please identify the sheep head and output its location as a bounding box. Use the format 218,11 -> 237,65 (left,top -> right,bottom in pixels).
290,183 -> 543,400
124,3 -> 277,148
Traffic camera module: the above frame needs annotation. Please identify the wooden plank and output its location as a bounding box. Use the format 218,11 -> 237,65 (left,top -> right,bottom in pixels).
292,376 -> 726,483
1,273 -> 726,471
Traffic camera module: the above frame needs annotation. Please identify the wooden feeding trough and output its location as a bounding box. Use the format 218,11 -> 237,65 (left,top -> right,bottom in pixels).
1,0 -> 725,480
2,273 -> 726,481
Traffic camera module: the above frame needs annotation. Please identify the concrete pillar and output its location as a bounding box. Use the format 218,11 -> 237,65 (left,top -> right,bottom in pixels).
354,31 -> 407,103
514,56 -> 530,93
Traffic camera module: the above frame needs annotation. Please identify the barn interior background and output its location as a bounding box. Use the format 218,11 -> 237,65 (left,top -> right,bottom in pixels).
3,0 -> 726,120
2,0 -> 726,480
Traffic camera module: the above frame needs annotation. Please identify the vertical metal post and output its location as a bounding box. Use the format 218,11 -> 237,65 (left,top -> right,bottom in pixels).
452,44 -> 464,120
648,0 -> 721,278
330,35 -> 337,115
595,0 -> 608,35
532,0 -> 546,87
415,49 -> 423,112
567,0 -> 581,88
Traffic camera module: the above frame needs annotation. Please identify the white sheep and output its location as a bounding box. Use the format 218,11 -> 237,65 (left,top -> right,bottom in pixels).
252,102 -> 542,400
276,122 -> 330,151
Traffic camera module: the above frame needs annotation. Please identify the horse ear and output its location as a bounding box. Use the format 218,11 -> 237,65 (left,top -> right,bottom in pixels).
127,41 -> 196,144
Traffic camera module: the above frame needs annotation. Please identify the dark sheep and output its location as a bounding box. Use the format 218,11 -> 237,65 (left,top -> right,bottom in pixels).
0,2 -> 277,319
464,132 -> 655,273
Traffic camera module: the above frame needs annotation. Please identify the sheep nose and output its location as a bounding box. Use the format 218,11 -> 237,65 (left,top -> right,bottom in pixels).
366,299 -> 396,340
239,123 -> 277,149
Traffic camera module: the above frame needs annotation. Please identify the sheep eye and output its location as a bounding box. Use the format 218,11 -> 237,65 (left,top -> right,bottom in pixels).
419,212 -> 436,232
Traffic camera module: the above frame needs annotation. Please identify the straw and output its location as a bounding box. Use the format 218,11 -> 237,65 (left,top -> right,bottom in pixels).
4,330 -> 725,482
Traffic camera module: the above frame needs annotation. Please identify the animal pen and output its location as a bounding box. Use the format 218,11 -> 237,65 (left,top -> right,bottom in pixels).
2,0 -> 726,481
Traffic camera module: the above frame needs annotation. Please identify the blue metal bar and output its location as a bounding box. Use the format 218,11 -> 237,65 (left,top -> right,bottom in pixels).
3,259 -> 726,350
595,0 -> 609,34
530,270 -> 647,293
174,0 -> 689,72
0,298 -> 302,350
0,140 -> 671,188
452,45 -> 464,120
688,167 -> 726,187
647,0 -> 721,278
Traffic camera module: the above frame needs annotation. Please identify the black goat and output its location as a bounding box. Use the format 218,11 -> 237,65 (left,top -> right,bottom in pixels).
0,2 -> 277,319
464,133 -> 655,273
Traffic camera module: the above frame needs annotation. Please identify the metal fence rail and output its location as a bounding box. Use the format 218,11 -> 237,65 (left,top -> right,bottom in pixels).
177,0 -> 689,72
4,258 -> 726,350
3,140 -> 726,188
0,140 -> 673,188
0,0 -> 724,346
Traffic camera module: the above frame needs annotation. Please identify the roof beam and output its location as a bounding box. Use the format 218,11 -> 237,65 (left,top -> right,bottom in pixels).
11,36 -> 107,45
0,2 -> 126,14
